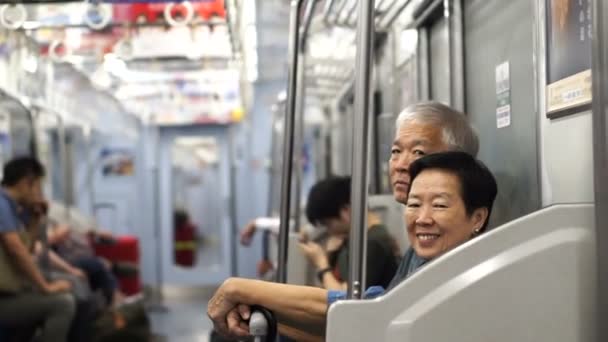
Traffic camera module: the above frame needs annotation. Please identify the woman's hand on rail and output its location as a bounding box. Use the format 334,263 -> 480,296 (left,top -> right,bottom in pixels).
208,279 -> 251,339
226,305 -> 251,338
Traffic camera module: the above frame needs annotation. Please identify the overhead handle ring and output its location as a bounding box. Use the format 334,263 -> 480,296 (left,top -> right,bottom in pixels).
0,4 -> 27,30
164,1 -> 194,27
49,39 -> 70,62
83,0 -> 112,30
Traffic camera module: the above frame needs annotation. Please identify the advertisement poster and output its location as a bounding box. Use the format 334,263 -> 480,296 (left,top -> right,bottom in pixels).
546,0 -> 592,116
100,148 -> 135,177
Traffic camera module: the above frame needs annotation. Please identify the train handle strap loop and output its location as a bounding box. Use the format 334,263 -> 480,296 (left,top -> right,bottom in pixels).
0,3 -> 26,30
49,39 -> 70,62
83,0 -> 112,31
164,1 -> 194,27
114,38 -> 134,60
249,306 -> 277,342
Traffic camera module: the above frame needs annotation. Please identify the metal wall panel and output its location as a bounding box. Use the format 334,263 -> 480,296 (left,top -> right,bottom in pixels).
464,0 -> 540,228
376,113 -> 396,194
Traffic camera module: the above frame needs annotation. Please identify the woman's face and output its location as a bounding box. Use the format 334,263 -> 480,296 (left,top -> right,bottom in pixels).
405,169 -> 487,260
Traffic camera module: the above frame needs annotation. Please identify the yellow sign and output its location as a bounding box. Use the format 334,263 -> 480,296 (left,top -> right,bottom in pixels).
547,69 -> 592,113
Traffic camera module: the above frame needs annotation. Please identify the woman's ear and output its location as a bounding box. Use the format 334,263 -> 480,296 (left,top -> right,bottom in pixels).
471,207 -> 489,234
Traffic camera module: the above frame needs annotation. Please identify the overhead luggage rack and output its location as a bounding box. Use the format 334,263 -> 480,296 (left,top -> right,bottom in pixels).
303,0 -> 420,105
321,0 -> 413,29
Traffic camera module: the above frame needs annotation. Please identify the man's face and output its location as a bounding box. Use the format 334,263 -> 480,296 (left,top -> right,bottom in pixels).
319,207 -> 351,237
18,176 -> 43,207
389,120 -> 449,204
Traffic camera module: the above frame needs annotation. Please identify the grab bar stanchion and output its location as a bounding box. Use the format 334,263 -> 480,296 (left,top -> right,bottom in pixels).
347,0 -> 376,300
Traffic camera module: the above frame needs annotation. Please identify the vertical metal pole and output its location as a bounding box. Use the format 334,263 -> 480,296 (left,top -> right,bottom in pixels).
447,0 -> 464,112
591,0 -> 608,340
417,27 -> 430,101
228,127 -> 238,276
63,130 -> 74,207
85,130 -> 96,219
33,109 -> 56,274
294,0 -> 319,234
264,104 -> 280,263
293,50 -> 306,234
57,117 -> 70,219
147,124 -> 167,312
347,0 -> 375,300
276,0 -> 305,284
323,0 -> 337,23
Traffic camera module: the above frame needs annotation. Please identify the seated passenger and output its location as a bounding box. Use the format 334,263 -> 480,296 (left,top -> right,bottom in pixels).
0,157 -> 76,342
208,101 -> 482,339
299,176 -> 400,290
47,219 -> 129,307
241,176 -> 400,290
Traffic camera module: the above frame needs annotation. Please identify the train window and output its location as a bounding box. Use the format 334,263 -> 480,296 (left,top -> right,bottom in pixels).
411,0 -> 465,109
397,55 -> 418,110
0,99 -> 36,158
428,17 -> 451,104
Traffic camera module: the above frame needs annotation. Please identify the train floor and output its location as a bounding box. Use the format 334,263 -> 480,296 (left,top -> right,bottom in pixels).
147,289 -> 214,342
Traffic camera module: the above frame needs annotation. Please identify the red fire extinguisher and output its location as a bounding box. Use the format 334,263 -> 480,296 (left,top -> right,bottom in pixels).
174,210 -> 197,267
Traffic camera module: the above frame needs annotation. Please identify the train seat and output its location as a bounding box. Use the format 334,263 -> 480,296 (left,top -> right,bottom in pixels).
47,201 -> 142,295
326,204 -> 597,341
93,235 -> 141,295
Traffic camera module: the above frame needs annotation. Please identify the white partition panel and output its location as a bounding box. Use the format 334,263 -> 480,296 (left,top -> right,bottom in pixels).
327,204 -> 596,342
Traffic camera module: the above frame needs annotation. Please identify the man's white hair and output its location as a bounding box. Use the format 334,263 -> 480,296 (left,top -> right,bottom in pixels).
395,101 -> 479,157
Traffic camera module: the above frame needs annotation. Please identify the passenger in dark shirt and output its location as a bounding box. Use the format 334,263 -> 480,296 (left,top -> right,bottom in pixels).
299,177 -> 400,290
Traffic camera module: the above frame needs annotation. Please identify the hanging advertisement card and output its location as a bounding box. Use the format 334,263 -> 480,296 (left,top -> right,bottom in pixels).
545,0 -> 592,117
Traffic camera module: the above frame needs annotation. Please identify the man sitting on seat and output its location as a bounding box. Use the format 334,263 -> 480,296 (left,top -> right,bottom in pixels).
300,176 -> 400,290
0,157 -> 76,342
241,176 -> 400,290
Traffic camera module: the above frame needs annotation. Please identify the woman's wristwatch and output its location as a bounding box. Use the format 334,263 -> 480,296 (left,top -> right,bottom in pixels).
317,267 -> 333,282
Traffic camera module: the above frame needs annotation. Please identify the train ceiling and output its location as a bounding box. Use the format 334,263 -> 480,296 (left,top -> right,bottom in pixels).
0,0 -> 422,126
0,0 -> 256,125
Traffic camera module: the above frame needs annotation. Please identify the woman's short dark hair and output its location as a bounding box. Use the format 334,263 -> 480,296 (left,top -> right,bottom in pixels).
408,151 -> 498,232
305,176 -> 351,227
1,157 -> 45,186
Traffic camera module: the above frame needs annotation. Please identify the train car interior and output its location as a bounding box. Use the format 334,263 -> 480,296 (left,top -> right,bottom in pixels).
0,0 -> 605,341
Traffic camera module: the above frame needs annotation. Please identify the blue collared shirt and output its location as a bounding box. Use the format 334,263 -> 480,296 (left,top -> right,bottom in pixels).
0,189 -> 23,234
327,248 -> 428,305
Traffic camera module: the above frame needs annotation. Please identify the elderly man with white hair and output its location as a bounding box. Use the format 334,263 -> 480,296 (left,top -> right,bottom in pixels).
207,101 -> 481,340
